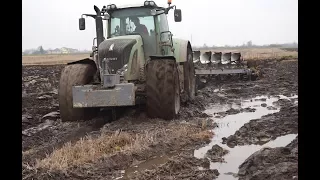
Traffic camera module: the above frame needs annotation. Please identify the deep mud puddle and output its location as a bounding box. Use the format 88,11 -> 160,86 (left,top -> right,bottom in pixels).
194,94 -> 298,180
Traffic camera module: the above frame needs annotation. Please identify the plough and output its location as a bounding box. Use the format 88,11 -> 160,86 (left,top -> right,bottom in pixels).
192,50 -> 258,87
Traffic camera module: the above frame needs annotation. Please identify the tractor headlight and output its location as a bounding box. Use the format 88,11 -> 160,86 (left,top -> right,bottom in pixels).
116,64 -> 128,76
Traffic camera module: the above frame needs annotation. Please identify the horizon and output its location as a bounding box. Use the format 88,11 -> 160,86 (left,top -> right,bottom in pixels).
23,41 -> 298,52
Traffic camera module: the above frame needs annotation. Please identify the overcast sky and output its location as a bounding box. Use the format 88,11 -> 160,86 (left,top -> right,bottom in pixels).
22,0 -> 298,50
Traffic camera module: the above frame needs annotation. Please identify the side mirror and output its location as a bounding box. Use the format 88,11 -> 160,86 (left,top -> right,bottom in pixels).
79,18 -> 85,30
174,9 -> 182,22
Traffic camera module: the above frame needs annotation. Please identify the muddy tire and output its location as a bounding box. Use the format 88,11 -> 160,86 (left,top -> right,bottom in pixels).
146,59 -> 180,120
58,63 -> 99,122
183,47 -> 196,101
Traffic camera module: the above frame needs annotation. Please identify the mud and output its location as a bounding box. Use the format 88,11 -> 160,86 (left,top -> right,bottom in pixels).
22,58 -> 298,179
238,136 -> 298,180
205,144 -> 229,162
128,153 -> 220,180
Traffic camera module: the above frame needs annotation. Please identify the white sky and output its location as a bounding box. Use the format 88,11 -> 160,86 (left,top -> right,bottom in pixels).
22,0 -> 298,50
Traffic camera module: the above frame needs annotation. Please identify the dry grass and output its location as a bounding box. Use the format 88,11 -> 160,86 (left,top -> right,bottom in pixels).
22,54 -> 90,65
33,123 -> 213,171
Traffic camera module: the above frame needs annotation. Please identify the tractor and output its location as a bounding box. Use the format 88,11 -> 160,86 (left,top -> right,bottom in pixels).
58,0 -> 196,121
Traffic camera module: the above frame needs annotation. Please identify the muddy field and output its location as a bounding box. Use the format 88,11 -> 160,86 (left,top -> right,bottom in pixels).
22,58 -> 298,180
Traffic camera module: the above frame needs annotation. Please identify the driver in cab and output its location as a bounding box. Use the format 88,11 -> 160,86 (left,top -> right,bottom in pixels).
130,17 -> 149,36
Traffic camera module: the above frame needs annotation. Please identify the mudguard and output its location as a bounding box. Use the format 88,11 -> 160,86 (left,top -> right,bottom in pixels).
67,58 -> 97,71
172,38 -> 192,63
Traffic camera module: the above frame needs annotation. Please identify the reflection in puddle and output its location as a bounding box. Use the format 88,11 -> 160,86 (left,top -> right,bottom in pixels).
194,94 -> 298,180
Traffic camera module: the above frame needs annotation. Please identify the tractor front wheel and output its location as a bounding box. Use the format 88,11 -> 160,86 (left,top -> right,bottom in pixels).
58,63 -> 99,122
146,59 -> 180,120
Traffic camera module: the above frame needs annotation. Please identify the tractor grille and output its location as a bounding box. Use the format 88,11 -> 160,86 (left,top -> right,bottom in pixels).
98,39 -> 137,74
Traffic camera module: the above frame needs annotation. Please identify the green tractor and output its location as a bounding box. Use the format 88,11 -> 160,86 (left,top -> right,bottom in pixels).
58,0 -> 196,121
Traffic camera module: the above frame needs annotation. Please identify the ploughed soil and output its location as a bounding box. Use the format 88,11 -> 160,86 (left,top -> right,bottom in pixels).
22,58 -> 298,180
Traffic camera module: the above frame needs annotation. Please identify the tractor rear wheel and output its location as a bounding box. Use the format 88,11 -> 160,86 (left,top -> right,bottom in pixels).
146,59 -> 180,120
58,63 -> 99,122
183,47 -> 196,101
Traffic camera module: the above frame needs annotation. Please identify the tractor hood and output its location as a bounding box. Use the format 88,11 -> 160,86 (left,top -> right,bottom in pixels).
98,35 -> 141,74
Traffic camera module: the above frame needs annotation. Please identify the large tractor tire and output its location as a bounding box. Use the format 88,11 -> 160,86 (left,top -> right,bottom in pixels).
146,59 -> 180,120
183,47 -> 196,101
58,63 -> 99,122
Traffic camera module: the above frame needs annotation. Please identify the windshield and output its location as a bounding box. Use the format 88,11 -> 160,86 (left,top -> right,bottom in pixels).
109,7 -> 156,37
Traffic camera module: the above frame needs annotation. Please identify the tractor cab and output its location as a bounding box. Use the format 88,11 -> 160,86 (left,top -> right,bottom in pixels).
79,1 -> 182,59
103,1 -> 181,58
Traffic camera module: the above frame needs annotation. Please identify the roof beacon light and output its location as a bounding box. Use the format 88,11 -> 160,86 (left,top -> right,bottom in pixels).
149,1 -> 155,6
144,1 -> 150,6
168,0 -> 172,5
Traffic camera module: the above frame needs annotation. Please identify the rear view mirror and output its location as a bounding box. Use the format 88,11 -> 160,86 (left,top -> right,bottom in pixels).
79,18 -> 85,30
174,9 -> 182,22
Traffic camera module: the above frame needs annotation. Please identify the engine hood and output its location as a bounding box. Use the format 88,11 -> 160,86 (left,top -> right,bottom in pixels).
98,35 -> 140,74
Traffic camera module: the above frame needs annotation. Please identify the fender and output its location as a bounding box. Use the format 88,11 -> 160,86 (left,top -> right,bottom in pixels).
172,38 -> 192,63
67,58 -> 97,72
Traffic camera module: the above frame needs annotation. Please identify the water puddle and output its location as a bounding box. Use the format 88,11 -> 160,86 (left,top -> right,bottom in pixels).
194,94 -> 298,180
213,134 -> 297,180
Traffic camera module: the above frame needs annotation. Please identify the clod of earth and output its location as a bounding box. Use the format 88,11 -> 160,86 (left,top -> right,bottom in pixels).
240,107 -> 256,113
41,111 -> 60,120
205,144 -> 229,162
37,95 -> 52,100
261,103 -> 267,107
238,136 -> 298,180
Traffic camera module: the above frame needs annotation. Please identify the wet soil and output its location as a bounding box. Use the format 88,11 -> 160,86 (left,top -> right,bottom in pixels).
22,58 -> 298,179
238,136 -> 298,180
